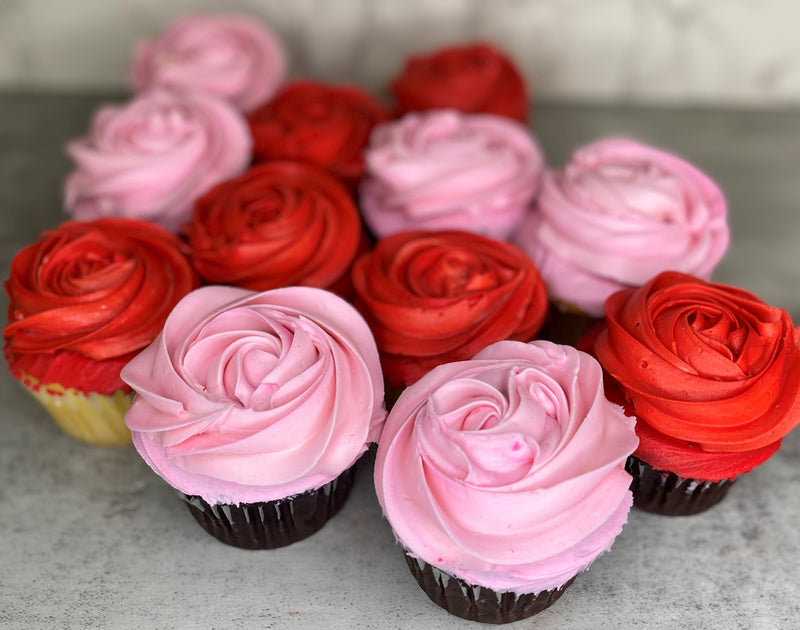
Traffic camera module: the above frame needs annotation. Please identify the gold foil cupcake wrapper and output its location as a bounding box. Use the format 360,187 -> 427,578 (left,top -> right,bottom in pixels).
19,375 -> 133,446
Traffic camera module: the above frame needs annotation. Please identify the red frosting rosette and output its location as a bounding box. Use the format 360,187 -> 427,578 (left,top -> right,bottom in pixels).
5,218 -> 198,394
391,42 -> 528,123
352,230 -> 548,387
594,271 -> 800,481
183,161 -> 363,294
247,80 -> 390,189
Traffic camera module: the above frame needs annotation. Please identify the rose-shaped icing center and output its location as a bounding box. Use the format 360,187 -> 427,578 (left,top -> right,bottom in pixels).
122,286 -> 386,504
247,80 -> 390,188
594,271 -> 800,477
4,218 -> 197,393
375,340 -> 637,594
514,138 -> 729,317
360,110 -> 543,240
64,89 -> 251,232
352,230 -> 548,386
391,42 -> 528,123
129,14 -> 286,112
183,162 -> 362,293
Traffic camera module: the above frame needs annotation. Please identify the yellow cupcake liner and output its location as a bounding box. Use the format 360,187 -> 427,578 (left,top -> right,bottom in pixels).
19,375 -> 133,447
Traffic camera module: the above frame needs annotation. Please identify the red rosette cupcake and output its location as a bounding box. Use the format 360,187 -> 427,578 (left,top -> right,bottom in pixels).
351,230 -> 548,395
183,161 -> 364,296
4,218 -> 197,446
247,80 -> 390,189
391,42 -> 529,123
591,271 -> 800,515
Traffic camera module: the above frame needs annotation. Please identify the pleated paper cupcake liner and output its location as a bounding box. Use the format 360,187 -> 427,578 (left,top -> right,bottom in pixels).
626,456 -> 736,516
404,554 -> 575,624
20,376 -> 133,446
182,465 -> 356,549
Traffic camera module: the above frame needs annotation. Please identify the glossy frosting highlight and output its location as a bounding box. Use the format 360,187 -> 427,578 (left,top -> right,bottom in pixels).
129,14 -> 286,112
375,340 -> 637,594
64,89 -> 251,232
122,286 -> 386,504
360,110 -> 543,240
515,138 -> 729,316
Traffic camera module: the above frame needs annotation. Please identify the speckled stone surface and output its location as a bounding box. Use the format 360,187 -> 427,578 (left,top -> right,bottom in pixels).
1,93 -> 799,630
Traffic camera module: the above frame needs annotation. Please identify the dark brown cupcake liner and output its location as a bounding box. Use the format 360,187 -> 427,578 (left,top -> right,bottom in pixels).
182,465 -> 356,549
384,381 -> 406,411
404,554 -> 574,624
538,301 -> 601,348
626,456 -> 736,516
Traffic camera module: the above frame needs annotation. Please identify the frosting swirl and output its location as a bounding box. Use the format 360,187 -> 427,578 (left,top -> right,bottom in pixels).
391,42 -> 528,123
593,271 -> 800,479
514,138 -> 729,316
352,230 -> 548,387
64,89 -> 251,232
183,162 -> 363,294
4,218 -> 197,393
122,286 -> 386,504
247,80 -> 390,189
375,340 -> 637,594
5,218 -> 196,360
129,14 -> 286,112
360,110 -> 543,240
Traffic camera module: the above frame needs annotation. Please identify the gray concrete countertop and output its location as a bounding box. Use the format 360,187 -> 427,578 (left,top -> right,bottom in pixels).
1,93 -> 799,630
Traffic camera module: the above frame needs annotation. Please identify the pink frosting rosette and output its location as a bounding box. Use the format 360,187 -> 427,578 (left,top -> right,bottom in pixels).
122,286 -> 386,504
514,138 -> 729,317
375,340 -> 637,594
129,14 -> 286,112
64,89 -> 251,232
360,110 -> 544,240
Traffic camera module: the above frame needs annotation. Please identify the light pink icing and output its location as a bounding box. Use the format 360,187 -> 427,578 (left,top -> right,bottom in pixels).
374,340 -> 637,594
514,138 -> 729,317
129,14 -> 286,112
121,286 -> 386,504
64,89 -> 251,232
360,110 -> 544,240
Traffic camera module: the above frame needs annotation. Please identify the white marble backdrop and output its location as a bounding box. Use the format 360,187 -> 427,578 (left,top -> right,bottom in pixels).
1,0 -> 799,104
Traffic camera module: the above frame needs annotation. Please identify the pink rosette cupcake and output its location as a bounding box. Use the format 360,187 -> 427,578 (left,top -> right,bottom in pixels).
375,340 -> 638,623
129,14 -> 286,112
514,138 -> 728,343
122,286 -> 386,549
360,110 -> 544,241
64,89 -> 251,232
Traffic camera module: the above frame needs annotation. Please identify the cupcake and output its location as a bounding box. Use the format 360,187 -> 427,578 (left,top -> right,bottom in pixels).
4,218 -> 197,446
247,80 -> 390,190
513,137 -> 729,345
591,271 -> 800,515
359,110 -> 544,241
391,42 -> 529,123
351,230 -> 548,394
183,161 -> 365,297
121,286 -> 386,548
129,13 -> 286,113
64,89 -> 252,232
374,340 -> 638,623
